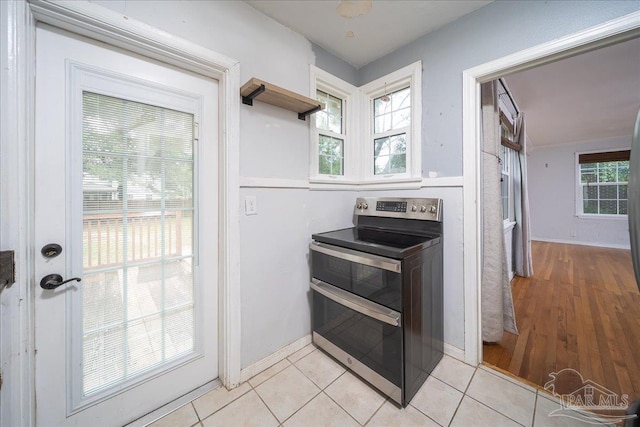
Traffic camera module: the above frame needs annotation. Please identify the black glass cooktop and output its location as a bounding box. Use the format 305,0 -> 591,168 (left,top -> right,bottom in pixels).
312,227 -> 440,259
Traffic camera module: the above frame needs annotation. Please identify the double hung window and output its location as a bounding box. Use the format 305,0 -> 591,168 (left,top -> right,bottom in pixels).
310,62 -> 422,186
315,90 -> 345,176
372,87 -> 410,175
577,150 -> 630,216
500,145 -> 513,222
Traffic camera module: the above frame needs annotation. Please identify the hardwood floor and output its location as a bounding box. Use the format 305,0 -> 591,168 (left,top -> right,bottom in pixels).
483,241 -> 640,403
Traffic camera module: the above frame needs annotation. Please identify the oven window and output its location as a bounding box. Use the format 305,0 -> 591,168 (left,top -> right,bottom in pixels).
311,252 -> 402,311
313,292 -> 402,387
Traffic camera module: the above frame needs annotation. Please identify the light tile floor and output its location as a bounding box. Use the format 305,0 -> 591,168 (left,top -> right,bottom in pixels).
149,345 -> 611,427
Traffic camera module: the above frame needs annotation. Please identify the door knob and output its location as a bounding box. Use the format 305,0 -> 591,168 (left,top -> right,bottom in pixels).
40,274 -> 81,290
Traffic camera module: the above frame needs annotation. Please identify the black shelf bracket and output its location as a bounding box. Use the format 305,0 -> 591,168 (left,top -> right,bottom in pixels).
298,105 -> 322,121
242,84 -> 266,106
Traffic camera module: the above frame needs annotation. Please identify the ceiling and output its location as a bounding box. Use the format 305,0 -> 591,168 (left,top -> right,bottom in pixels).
245,0 -> 491,68
504,37 -> 640,149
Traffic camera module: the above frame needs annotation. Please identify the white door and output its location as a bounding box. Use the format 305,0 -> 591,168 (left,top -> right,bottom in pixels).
34,25 -> 218,426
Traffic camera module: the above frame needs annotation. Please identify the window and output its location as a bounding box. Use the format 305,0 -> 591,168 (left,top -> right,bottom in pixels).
361,62 -> 421,182
315,90 -> 344,176
577,150 -> 630,216
373,87 -> 410,175
310,66 -> 357,182
500,145 -> 513,221
310,62 -> 422,186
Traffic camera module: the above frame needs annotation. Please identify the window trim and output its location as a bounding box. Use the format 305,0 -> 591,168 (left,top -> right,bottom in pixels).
309,65 -> 358,183
500,145 -> 515,224
309,61 -> 422,186
574,148 -> 630,218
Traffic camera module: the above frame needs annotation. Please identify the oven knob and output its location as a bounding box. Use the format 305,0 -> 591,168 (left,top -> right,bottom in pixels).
362,203 -> 368,209
357,203 -> 363,209
429,205 -> 437,214
411,204 -> 417,212
420,205 -> 427,212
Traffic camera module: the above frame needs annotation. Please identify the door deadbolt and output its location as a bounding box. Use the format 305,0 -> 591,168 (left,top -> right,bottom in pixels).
41,243 -> 62,259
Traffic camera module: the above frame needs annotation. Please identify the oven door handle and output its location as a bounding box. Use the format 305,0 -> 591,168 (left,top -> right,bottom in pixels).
309,242 -> 401,273
310,279 -> 401,327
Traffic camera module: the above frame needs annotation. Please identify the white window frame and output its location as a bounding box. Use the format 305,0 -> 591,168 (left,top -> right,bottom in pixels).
360,62 -> 422,183
309,66 -> 358,183
575,148 -> 630,220
500,145 -> 515,225
309,61 -> 422,186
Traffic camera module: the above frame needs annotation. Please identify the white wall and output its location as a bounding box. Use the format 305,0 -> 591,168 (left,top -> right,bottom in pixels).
528,136 -> 632,248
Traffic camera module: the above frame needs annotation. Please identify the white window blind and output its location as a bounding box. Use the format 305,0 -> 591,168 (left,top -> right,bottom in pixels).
81,92 -> 196,395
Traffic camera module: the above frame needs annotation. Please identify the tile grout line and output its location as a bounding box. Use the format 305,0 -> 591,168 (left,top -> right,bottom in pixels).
190,402 -> 199,422
364,397 -> 390,426
319,370 -> 376,426
247,374 -> 295,426
480,364 -> 538,393
195,384 -> 253,424
408,376 -> 460,427
464,366 -> 537,426
320,389 -> 364,426
531,391 -> 539,427
463,394 -> 528,426
446,366 -> 478,426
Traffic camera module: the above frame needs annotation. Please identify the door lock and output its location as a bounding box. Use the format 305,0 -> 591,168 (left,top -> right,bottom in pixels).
40,274 -> 81,290
41,243 -> 62,259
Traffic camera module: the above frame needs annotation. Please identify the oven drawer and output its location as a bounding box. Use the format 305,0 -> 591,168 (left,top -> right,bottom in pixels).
310,242 -> 402,311
311,281 -> 403,400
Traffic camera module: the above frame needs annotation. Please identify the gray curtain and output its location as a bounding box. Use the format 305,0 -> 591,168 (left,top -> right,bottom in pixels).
513,113 -> 534,277
481,81 -> 518,343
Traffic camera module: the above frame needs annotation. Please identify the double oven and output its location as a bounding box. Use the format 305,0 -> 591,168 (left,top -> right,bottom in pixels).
310,197 -> 443,406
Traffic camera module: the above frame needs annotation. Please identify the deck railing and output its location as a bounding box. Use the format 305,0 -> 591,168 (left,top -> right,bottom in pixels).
83,210 -> 191,269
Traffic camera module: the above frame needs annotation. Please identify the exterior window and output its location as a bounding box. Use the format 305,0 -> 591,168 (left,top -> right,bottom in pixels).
310,61 -> 421,186
579,158 -> 629,215
316,90 -> 344,175
373,87 -> 410,175
500,145 -> 516,222
500,145 -> 511,221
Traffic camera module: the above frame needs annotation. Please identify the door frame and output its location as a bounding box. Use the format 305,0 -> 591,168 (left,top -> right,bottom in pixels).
0,1 -> 241,425
462,11 -> 640,366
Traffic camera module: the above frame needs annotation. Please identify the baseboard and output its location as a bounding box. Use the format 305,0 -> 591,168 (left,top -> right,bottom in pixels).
532,237 -> 630,250
240,335 -> 312,383
444,343 -> 466,362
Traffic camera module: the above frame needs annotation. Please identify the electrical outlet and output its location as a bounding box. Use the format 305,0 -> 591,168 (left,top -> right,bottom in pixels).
245,196 -> 258,215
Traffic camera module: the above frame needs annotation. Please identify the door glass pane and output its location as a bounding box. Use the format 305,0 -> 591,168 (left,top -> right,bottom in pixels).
82,92 -> 195,396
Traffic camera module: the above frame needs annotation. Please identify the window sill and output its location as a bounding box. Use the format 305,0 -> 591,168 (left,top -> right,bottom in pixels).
576,214 -> 628,221
309,176 -> 423,191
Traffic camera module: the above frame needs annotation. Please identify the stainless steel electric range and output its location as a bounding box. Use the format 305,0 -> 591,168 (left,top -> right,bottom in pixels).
310,197 -> 443,407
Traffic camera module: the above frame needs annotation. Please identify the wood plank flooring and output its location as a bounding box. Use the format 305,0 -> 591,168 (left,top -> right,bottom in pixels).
483,241 -> 640,403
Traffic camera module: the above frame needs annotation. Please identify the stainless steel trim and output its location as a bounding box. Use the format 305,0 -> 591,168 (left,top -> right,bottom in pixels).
310,278 -> 401,327
309,241 -> 401,273
313,332 -> 402,405
354,197 -> 443,222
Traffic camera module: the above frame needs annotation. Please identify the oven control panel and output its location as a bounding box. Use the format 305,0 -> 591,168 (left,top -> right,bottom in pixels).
354,197 -> 442,222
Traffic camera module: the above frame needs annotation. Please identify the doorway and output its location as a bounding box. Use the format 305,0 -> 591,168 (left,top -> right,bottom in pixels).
475,32 -> 640,402
34,25 -> 219,425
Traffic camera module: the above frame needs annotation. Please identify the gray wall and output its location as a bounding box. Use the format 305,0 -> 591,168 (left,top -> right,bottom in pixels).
311,43 -> 358,86
357,0 -> 640,177
528,137 -> 632,248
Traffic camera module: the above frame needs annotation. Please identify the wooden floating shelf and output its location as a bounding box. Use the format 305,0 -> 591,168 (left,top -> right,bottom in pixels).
240,78 -> 324,121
